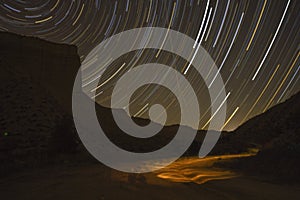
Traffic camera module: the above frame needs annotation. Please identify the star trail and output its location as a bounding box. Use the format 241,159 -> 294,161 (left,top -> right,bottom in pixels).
0,0 -> 299,131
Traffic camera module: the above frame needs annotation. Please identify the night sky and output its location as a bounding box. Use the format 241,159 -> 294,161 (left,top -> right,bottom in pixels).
0,0 -> 299,131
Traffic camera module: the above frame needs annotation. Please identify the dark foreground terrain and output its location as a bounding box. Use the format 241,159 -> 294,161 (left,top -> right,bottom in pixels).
1,158 -> 300,200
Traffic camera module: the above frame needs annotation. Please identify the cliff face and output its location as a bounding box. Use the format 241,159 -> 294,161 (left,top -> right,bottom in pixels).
0,32 -> 81,174
0,31 -> 80,113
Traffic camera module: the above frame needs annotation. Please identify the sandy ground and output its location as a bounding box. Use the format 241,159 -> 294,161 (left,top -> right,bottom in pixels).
0,157 -> 299,200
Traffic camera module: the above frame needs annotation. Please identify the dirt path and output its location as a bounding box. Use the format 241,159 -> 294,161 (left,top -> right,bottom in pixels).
0,162 -> 299,200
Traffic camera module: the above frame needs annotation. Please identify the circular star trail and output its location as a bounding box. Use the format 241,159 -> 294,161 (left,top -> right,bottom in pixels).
0,0 -> 299,130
